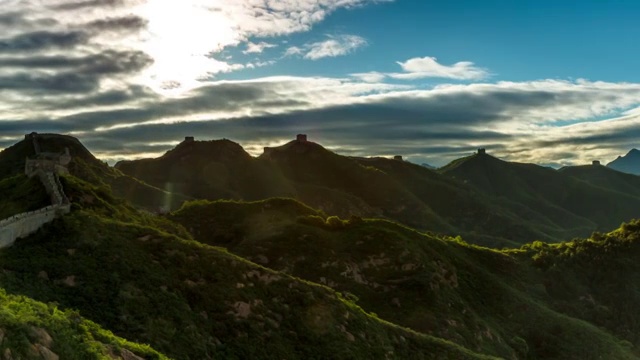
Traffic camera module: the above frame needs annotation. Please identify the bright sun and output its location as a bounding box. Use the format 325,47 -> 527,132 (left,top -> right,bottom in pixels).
133,1 -> 239,94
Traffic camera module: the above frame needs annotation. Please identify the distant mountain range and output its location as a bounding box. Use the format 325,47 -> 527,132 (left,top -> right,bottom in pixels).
3,133 -> 640,358
112,135 -> 640,247
607,148 -> 640,175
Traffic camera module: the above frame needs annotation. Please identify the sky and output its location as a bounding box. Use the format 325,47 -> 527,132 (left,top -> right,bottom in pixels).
2,0 -> 640,167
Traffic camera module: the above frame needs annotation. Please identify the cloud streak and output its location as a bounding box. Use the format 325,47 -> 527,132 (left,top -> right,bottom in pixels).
286,35 -> 368,60
2,0 -> 640,169
392,56 -> 489,80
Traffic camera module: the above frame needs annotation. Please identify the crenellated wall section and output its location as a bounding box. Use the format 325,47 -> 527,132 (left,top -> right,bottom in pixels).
0,133 -> 71,248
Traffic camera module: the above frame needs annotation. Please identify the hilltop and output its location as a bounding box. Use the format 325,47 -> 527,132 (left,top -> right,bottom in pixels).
115,137 -> 296,201
2,133 -> 640,358
116,136 -> 640,246
560,162 -> 640,198
439,150 -> 640,240
0,133 -> 190,212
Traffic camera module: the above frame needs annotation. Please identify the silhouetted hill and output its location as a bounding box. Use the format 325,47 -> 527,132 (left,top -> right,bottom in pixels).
115,137 -> 640,246
0,133 -> 189,211
607,148 -> 640,175
560,163 -> 640,198
115,138 -> 296,201
351,156 -> 550,246
440,152 -> 640,239
260,140 -> 452,232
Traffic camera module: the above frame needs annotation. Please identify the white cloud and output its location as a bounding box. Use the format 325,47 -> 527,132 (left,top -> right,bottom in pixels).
283,46 -> 303,57
391,56 -> 489,80
304,35 -> 368,60
243,41 -> 277,54
285,34 -> 367,60
350,72 -> 386,83
1,0 -> 391,93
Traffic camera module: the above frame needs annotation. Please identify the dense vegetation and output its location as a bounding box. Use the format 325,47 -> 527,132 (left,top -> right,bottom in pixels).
0,289 -> 167,359
0,175 -> 49,219
171,198 -> 640,359
3,134 -> 640,359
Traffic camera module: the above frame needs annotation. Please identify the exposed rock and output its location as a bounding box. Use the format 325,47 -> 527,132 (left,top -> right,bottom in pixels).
244,270 -> 281,284
120,349 -> 144,360
30,327 -> 53,347
37,271 -> 49,281
391,298 -> 401,308
232,302 -> 252,319
3,348 -> 13,360
345,331 -> 355,342
36,345 -> 58,360
137,235 -> 151,242
62,275 -> 76,287
401,263 -> 419,271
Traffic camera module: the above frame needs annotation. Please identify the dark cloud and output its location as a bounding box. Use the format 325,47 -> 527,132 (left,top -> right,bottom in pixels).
533,125 -> 640,148
53,0 -> 126,11
85,15 -> 148,33
0,31 -> 89,53
0,72 -> 99,93
0,12 -> 27,27
39,86 -> 157,110
0,50 -> 153,74
0,12 -> 58,28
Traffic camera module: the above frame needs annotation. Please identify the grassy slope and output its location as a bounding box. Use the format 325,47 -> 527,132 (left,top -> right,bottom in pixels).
0,289 -> 167,360
259,141 -> 453,233
170,198 -> 640,360
0,175 -> 50,219
0,134 -> 190,212
0,175 -> 493,360
440,153 -> 640,239
115,138 -> 590,247
560,164 -> 640,199
352,157 -> 551,247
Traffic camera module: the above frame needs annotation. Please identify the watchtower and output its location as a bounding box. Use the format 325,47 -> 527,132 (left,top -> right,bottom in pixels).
184,136 -> 194,142
477,148 -> 486,155
592,160 -> 601,166
393,155 -> 403,161
296,134 -> 307,142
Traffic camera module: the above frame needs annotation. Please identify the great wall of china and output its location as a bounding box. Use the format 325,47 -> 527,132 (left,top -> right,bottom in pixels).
0,133 -> 71,248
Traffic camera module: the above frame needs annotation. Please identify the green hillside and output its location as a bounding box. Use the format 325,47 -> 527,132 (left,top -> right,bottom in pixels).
0,174 -> 493,360
3,135 -> 640,358
0,289 -> 168,359
170,198 -> 640,359
117,138 -> 549,246
440,152 -> 640,240
560,163 -> 640,198
0,134 -> 190,212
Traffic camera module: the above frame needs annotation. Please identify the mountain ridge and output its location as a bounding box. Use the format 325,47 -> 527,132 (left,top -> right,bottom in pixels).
607,148 -> 640,175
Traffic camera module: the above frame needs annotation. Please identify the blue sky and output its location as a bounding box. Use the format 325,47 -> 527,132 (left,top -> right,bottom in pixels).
222,0 -> 640,82
2,0 -> 640,167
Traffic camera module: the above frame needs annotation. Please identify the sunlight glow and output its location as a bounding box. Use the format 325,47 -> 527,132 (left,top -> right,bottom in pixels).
133,1 -> 239,94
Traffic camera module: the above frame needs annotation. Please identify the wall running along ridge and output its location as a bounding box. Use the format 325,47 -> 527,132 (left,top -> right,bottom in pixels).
0,135 -> 71,248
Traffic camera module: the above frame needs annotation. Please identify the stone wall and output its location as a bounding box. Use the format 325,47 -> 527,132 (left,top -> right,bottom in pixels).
0,133 -> 72,249
0,204 -> 70,248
